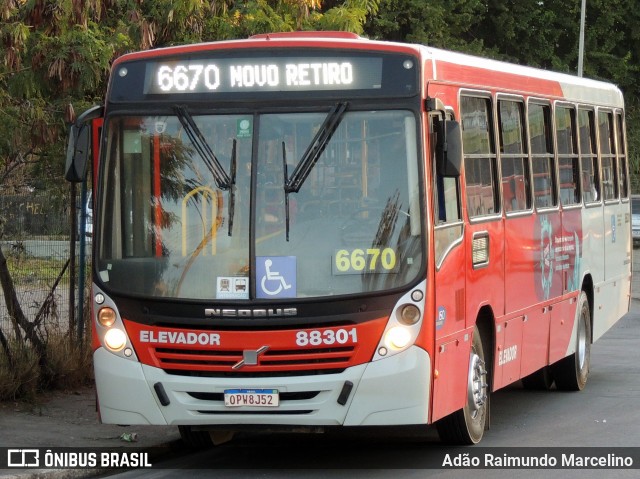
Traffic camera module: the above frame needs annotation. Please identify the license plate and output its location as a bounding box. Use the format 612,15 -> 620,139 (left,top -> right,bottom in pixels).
224,389 -> 279,407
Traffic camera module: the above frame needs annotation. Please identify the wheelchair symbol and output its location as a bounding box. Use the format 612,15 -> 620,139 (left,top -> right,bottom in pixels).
260,259 -> 292,296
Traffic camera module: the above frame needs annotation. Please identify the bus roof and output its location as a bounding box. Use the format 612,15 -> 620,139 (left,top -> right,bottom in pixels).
419,45 -> 624,108
113,32 -> 623,108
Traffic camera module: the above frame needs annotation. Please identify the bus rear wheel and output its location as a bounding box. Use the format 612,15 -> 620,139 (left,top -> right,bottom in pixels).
436,325 -> 489,444
552,291 -> 591,391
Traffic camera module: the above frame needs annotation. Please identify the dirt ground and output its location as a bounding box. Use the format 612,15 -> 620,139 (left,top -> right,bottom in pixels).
0,386 -> 180,448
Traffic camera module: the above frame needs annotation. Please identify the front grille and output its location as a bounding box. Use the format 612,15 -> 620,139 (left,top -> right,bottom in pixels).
164,368 -> 346,378
153,346 -> 355,375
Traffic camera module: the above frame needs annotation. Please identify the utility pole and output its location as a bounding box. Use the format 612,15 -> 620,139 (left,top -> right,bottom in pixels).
578,0 -> 586,76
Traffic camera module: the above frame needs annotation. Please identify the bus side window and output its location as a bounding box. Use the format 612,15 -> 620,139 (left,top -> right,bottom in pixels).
578,108 -> 599,203
433,115 -> 461,225
461,96 -> 499,218
598,110 -> 618,201
432,112 -> 462,266
498,98 -> 530,213
529,102 -> 557,209
616,112 -> 629,199
555,105 -> 580,206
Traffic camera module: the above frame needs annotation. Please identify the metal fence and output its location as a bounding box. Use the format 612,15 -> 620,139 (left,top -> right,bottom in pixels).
0,193 -> 91,341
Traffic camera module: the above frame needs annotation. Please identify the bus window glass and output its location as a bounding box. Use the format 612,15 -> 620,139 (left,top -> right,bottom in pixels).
529,102 -> 556,208
255,110 -> 422,297
616,113 -> 629,198
578,108 -> 599,203
555,105 -> 580,205
599,111 -> 618,201
98,110 -> 422,299
99,114 -> 252,299
432,114 -> 462,266
461,96 -> 498,217
498,99 -> 530,212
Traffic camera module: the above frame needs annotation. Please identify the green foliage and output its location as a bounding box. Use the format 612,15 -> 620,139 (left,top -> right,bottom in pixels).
364,0 -> 640,189
365,0 -> 488,53
0,0 -> 382,195
0,0 -> 639,192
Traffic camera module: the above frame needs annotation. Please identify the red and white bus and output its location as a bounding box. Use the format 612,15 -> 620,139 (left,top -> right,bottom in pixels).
66,31 -> 631,445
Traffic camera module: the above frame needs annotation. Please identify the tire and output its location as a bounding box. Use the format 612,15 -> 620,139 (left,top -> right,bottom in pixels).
521,366 -> 554,390
436,325 -> 490,444
552,291 -> 591,391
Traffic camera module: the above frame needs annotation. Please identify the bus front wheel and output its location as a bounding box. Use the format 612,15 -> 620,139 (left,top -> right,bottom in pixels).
436,325 -> 489,444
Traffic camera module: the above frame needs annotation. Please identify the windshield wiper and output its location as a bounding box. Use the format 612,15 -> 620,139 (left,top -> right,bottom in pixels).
283,102 -> 348,240
174,105 -> 236,236
174,105 -> 232,190
228,139 -> 237,236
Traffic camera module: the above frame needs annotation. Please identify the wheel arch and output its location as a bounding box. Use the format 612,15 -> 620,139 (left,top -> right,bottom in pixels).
474,305 -> 495,391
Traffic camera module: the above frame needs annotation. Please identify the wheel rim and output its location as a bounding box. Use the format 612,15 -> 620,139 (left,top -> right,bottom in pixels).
577,310 -> 587,370
467,352 -> 487,419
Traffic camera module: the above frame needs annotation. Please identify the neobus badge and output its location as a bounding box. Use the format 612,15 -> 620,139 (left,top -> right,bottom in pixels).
205,308 -> 297,318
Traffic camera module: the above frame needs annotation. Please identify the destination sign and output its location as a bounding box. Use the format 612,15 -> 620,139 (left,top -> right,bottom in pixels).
108,50 -> 419,102
143,57 -> 384,94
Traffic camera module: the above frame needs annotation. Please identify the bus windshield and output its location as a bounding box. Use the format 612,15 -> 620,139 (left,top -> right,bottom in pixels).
97,109 -> 422,300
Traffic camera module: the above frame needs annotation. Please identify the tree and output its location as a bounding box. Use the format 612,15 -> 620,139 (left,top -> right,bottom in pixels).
364,0 -> 639,183
0,0 -> 385,397
0,0 -> 380,197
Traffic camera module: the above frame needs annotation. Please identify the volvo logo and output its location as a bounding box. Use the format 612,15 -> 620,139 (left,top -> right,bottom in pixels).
205,308 -> 297,318
232,346 -> 269,370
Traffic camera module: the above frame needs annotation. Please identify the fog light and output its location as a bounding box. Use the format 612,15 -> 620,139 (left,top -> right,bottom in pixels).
104,328 -> 126,351
386,326 -> 412,350
399,304 -> 421,325
98,307 -> 116,327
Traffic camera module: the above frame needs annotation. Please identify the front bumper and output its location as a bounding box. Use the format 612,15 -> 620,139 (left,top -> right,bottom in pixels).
94,345 -> 431,427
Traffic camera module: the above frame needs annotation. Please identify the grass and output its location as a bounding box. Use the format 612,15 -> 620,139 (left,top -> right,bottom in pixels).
0,244 -> 93,401
0,332 -> 93,402
6,255 -> 69,282
0,342 -> 40,401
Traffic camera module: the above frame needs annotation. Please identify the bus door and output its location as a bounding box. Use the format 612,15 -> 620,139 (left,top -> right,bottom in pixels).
430,110 -> 468,421
596,109 -> 629,338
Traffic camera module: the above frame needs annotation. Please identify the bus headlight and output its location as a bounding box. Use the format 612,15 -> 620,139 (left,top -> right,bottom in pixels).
104,328 -> 127,352
93,287 -> 138,361
386,326 -> 412,350
373,281 -> 426,361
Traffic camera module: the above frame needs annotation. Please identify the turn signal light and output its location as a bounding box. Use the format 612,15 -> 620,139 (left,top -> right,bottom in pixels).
398,304 -> 421,325
98,307 -> 116,327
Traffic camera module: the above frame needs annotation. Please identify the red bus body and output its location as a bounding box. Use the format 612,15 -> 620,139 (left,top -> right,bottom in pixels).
80,32 -> 630,445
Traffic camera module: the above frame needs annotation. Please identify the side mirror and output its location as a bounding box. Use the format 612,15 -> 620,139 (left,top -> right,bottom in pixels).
436,120 -> 463,178
65,124 -> 90,182
64,105 -> 104,183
